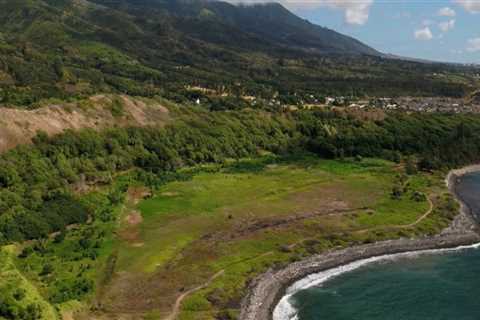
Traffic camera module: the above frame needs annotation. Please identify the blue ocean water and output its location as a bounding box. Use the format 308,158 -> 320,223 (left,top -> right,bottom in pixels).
288,172 -> 480,320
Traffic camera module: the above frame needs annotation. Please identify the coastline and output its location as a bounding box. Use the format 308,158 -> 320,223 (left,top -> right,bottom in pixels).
240,166 -> 480,320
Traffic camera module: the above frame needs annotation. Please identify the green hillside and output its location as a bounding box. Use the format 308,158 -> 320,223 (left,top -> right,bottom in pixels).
0,0 -> 478,107
0,99 -> 479,319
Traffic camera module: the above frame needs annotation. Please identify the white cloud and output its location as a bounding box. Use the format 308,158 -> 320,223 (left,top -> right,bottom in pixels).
336,1 -> 373,25
227,0 -> 374,25
455,0 -> 480,13
438,19 -> 455,32
467,38 -> 480,52
438,7 -> 456,17
414,27 -> 433,41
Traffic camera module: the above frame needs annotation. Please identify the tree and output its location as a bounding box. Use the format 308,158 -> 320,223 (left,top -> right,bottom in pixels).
391,185 -> 403,200
40,263 -> 54,276
0,163 -> 21,188
405,157 -> 418,175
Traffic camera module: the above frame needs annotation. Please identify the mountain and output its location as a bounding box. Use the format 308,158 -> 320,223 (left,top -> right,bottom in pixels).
89,0 -> 379,55
0,0 -> 478,107
210,2 -> 380,55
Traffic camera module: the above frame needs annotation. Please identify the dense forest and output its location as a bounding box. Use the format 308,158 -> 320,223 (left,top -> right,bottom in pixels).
0,0 -> 479,107
1,106 -> 480,244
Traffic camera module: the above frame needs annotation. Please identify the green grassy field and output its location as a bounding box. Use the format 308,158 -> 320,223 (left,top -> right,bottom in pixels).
118,158 -> 403,271
96,156 -> 452,320
0,156 -> 455,320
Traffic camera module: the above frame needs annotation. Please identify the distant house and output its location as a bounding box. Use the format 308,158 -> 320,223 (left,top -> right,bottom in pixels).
325,97 -> 335,105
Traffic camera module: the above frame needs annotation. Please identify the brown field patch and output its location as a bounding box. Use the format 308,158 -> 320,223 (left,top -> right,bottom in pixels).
125,211 -> 143,226
160,192 -> 180,197
118,228 -> 140,243
127,187 -> 152,205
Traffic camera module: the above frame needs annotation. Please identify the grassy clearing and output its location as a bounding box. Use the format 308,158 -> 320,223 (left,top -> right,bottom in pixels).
96,156 -> 454,319
118,158 -> 391,272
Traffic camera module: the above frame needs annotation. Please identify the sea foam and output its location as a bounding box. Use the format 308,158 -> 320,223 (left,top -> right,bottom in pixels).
273,242 -> 480,320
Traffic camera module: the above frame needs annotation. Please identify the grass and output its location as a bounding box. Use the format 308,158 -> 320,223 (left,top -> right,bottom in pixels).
119,158 -> 390,272
96,156 -> 454,319
1,156 -> 454,320
0,246 -> 58,320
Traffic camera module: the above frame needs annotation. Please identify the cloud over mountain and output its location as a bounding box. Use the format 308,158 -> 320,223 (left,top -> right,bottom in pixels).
226,0 -> 374,25
455,0 -> 480,13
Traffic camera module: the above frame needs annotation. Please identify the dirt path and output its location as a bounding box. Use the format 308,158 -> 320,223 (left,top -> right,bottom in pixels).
402,196 -> 434,228
356,196 -> 434,234
162,251 -> 275,320
163,270 -> 225,320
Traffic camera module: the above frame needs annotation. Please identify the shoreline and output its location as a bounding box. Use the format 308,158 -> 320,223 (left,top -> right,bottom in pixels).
239,166 -> 480,320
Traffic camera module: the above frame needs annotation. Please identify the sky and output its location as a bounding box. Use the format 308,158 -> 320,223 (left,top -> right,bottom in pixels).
228,0 -> 480,63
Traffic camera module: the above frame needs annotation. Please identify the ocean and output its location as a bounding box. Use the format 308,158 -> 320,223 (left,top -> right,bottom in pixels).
275,171 -> 480,320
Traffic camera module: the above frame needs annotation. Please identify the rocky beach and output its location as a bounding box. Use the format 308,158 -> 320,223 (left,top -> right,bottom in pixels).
240,166 -> 480,320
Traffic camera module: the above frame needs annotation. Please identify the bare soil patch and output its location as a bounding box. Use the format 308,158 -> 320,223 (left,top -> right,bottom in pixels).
161,192 -> 180,197
127,187 -> 152,205
119,211 -> 143,244
125,211 -> 143,226
0,95 -> 169,153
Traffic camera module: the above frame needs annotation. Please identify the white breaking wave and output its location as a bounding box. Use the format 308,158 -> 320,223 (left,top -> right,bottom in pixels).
273,242 -> 480,320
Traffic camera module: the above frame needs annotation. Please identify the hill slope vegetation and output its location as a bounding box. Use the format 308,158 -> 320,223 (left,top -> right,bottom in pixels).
0,0 -> 478,107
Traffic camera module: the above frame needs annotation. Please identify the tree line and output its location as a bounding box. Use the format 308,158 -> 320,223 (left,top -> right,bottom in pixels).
1,108 -> 480,243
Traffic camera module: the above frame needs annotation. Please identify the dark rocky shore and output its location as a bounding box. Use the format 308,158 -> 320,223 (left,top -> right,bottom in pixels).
240,167 -> 480,320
